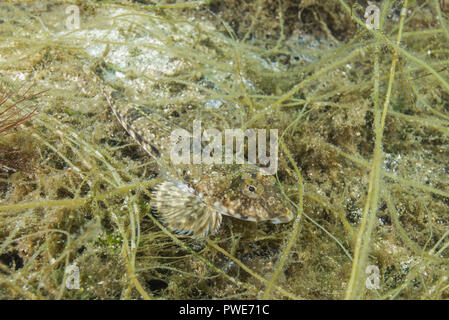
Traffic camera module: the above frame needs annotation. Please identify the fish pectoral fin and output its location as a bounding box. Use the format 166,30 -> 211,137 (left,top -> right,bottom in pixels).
151,181 -> 222,237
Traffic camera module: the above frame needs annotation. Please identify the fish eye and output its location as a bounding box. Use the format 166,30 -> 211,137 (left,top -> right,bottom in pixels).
243,181 -> 260,198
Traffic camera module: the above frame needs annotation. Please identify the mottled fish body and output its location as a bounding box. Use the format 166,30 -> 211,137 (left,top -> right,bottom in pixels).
92,62 -> 294,237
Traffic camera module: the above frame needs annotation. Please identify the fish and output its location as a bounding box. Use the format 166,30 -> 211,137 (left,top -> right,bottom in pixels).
90,61 -> 294,237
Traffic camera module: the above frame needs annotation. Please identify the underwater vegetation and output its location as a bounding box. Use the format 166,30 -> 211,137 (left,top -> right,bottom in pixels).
0,0 -> 448,300
0,84 -> 47,173
0,83 -> 45,134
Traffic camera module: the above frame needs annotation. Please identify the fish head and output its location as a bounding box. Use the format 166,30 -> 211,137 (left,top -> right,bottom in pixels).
216,164 -> 295,224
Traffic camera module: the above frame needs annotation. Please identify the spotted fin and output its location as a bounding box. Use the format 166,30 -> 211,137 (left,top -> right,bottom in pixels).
151,181 -> 222,237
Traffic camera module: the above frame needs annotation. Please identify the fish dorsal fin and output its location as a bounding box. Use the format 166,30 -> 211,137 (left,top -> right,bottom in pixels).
151,180 -> 222,237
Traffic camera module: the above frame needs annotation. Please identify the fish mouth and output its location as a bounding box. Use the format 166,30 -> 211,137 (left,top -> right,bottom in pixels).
271,208 -> 295,224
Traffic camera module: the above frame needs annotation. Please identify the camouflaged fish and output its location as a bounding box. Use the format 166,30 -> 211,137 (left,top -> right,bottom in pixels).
91,62 -> 294,237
